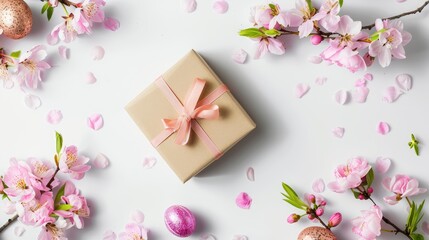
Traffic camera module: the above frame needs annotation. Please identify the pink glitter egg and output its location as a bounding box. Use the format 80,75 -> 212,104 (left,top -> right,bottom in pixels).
164,205 -> 196,237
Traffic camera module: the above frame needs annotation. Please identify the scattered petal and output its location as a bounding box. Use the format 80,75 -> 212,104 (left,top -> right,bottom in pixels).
376,157 -> 391,174
103,17 -> 120,31
142,157 -> 157,169
24,94 -> 41,110
312,178 -> 325,193
236,192 -> 252,209
92,153 -> 110,169
315,76 -> 327,86
3,79 -> 14,89
308,55 -> 323,64
182,0 -> 197,13
382,86 -> 402,103
232,235 -> 248,240
354,79 -> 367,87
246,167 -> 255,181
334,90 -> 349,105
353,87 -> 370,103
232,49 -> 248,64
93,46 -> 105,61
332,127 -> 345,138
213,0 -> 228,14
130,210 -> 145,224
46,110 -> 63,125
422,221 -> 429,235
200,233 -> 216,240
103,230 -> 117,240
296,83 -> 310,98
14,226 -> 25,237
87,114 -> 104,130
364,73 -> 373,81
58,46 -> 69,60
85,72 -> 97,84
377,121 -> 390,135
395,74 -> 412,92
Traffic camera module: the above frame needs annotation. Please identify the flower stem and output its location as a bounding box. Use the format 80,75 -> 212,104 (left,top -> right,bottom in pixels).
308,209 -> 331,230
46,167 -> 60,191
405,197 -> 412,207
58,0 -> 78,7
61,2 -> 69,15
0,214 -> 18,234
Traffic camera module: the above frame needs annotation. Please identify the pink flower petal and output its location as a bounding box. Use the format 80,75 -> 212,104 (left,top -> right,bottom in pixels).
14,226 -> 25,237
103,17 -> 120,31
296,83 -> 310,98
182,0 -> 197,13
212,0 -> 228,14
377,121 -> 390,135
235,192 -> 252,209
315,76 -> 327,86
24,94 -> 41,110
422,221 -> 429,235
382,86 -> 402,103
130,210 -> 145,224
376,157 -> 391,174
308,55 -> 323,64
103,230 -> 117,240
200,233 -> 216,240
93,46 -> 105,61
58,46 -> 69,60
3,79 -> 14,89
232,49 -> 248,64
312,178 -> 325,193
332,127 -> 345,138
46,110 -> 63,125
92,153 -> 110,169
395,73 -> 412,92
142,157 -> 157,169
334,90 -> 349,105
354,79 -> 367,87
233,235 -> 248,240
353,87 -> 370,103
246,167 -> 255,181
86,72 -> 97,84
364,73 -> 373,81
87,114 -> 104,130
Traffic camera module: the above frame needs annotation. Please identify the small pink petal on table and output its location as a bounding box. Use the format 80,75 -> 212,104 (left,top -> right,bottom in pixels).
103,17 -> 120,31
312,178 -> 325,193
142,157 -> 157,169
334,90 -> 349,105
395,73 -> 412,92
332,127 -> 345,138
24,94 -> 41,110
92,153 -> 110,169
353,87 -> 369,103
376,157 -> 391,174
422,221 -> 429,235
87,114 -> 104,130
315,76 -> 327,86
232,49 -> 248,64
103,230 -> 117,240
200,233 -> 216,240
85,72 -> 97,84
377,122 -> 390,135
382,86 -> 402,103
233,235 -> 248,240
364,73 -> 373,81
213,0 -> 228,14
246,167 -> 255,181
58,46 -> 69,59
3,79 -> 14,89
130,210 -> 145,224
46,110 -> 63,125
182,0 -> 197,13
93,46 -> 105,61
354,78 -> 366,87
14,226 -> 25,237
296,83 -> 310,98
236,192 -> 252,209
308,55 -> 322,64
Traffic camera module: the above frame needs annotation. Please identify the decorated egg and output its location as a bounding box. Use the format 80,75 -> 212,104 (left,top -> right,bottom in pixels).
0,0 -> 32,39
297,226 -> 337,240
164,205 -> 196,237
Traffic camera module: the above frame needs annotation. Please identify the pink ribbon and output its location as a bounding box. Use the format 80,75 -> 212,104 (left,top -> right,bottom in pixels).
151,77 -> 229,159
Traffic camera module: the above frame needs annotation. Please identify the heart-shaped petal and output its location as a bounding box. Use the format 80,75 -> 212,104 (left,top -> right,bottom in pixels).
312,178 -> 325,193
130,210 -> 145,224
232,49 -> 248,64
14,226 -> 25,237
354,78 -> 366,87
363,73 -> 373,81
213,0 -> 229,14
92,153 -> 110,169
93,46 -> 105,61
332,127 -> 345,138
87,114 -> 104,130
334,90 -> 349,105
86,72 -> 97,84
315,76 -> 327,86
377,121 -> 390,135
246,167 -> 255,181
58,46 -> 69,60
200,233 -> 216,240
142,157 -> 157,169
47,110 -> 63,125
236,192 -> 252,209
382,86 -> 402,103
232,235 -> 248,240
103,230 -> 117,240
353,87 -> 370,103
395,73 -> 412,92
296,83 -> 310,98
308,55 -> 323,64
24,94 -> 42,110
103,17 -> 120,31
182,0 -> 197,13
376,157 -> 391,174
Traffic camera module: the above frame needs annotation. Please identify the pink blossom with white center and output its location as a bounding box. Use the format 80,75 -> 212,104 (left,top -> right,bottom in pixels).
3,159 -> 36,202
254,37 -> 285,59
249,5 -> 273,28
382,174 -> 427,205
38,220 -> 68,240
72,9 -> 92,34
27,158 -> 57,191
17,45 -> 51,89
266,4 -> 302,30
289,0 -> 325,38
352,206 -> 383,240
17,192 -> 55,226
328,157 -> 372,193
318,0 -> 341,32
59,146 -> 91,180
49,0 -> 58,7
48,15 -> 78,45
119,223 -> 148,240
335,47 -> 367,73
79,0 -> 106,23
56,194 -> 90,229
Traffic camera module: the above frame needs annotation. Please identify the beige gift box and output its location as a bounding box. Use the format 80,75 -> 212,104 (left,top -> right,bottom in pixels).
126,50 -> 256,183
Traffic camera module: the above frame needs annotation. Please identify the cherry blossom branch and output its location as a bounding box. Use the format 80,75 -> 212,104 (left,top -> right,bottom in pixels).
0,214 -> 18,234
46,167 -> 60,191
58,0 -> 78,7
310,210 -> 330,230
362,0 -> 429,30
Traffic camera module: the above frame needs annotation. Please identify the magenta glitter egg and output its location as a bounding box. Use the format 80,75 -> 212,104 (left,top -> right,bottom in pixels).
164,205 -> 196,237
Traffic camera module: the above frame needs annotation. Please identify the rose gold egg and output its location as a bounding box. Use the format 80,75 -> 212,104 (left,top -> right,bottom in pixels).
0,0 -> 32,39
297,226 -> 337,240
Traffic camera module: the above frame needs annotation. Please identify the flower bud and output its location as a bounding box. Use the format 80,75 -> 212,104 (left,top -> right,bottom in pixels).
287,214 -> 300,223
308,214 -> 315,220
319,200 -> 327,206
310,35 -> 323,45
367,187 -> 374,194
315,208 -> 324,216
358,194 -> 365,200
328,212 -> 342,228
308,194 -> 316,204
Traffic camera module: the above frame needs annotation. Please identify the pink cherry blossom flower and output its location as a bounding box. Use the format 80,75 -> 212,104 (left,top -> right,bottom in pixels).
3,159 -> 36,202
72,9 -> 92,34
249,5 -> 273,28
118,223 -> 148,240
59,146 -> 91,180
38,221 -> 68,240
328,212 -> 342,227
352,206 -> 382,240
290,0 -> 324,38
79,0 -> 106,23
17,45 -> 51,89
382,174 -> 427,205
103,17 -> 120,31
56,194 -> 90,229
17,192 -> 55,226
318,0 -> 341,32
254,37 -> 285,59
27,158 -> 57,191
48,15 -> 78,45
266,4 -> 301,30
49,0 -> 58,7
328,157 -> 371,193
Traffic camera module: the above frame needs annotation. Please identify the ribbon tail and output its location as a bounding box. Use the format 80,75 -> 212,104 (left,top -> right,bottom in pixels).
175,120 -> 192,145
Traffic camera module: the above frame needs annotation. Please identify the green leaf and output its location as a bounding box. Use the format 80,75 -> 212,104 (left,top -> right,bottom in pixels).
239,28 -> 265,38
263,29 -> 281,37
407,201 -> 425,234
2,194 -> 7,200
41,2 -> 49,14
415,144 -> 420,156
55,132 -> 63,155
283,199 -> 306,210
56,204 -> 72,211
351,189 -> 361,199
339,0 -> 344,7
282,183 -> 299,199
366,168 -> 375,188
305,0 -> 313,11
54,183 -> 66,205
10,50 -> 21,59
268,3 -> 277,12
411,233 -> 424,240
47,6 -> 54,21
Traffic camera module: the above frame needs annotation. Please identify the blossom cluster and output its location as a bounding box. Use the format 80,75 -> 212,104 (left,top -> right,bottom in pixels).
103,210 -> 149,240
0,133 -> 92,239
240,0 -> 414,72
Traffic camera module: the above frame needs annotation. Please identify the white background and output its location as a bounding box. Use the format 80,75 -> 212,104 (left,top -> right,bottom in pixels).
1,0 -> 429,239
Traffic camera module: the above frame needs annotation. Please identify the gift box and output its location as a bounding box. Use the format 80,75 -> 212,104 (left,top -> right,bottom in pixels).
126,50 -> 256,183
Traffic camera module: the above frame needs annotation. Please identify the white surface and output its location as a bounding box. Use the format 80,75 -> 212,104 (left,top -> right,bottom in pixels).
1,0 -> 429,239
